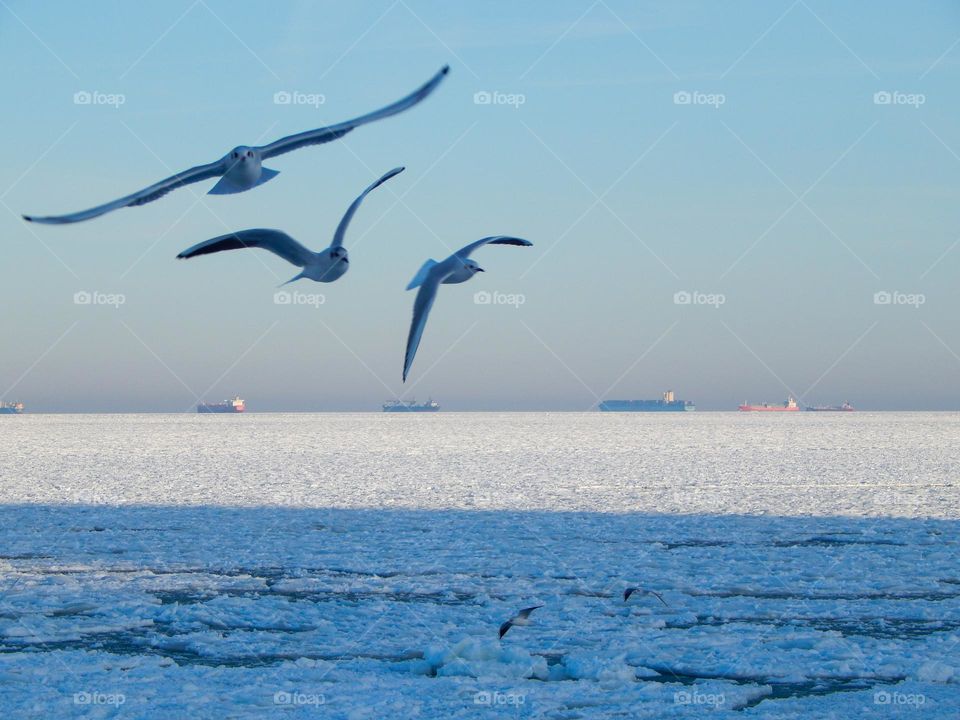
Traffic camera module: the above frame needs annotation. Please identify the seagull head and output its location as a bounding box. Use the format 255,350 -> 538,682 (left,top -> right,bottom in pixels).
330,247 -> 349,263
464,259 -> 484,275
226,146 -> 259,168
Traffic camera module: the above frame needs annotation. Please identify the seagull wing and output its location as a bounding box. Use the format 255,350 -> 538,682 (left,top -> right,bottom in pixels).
257,66 -> 449,160
331,167 -> 404,248
177,229 -> 314,267
452,236 -> 533,261
403,272 -> 443,382
498,621 -> 513,639
516,605 -> 543,620
23,160 -> 225,225
624,588 -> 637,602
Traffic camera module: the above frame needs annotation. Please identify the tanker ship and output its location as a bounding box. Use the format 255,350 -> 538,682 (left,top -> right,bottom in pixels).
197,396 -> 245,413
599,390 -> 694,412
383,399 -> 440,413
0,401 -> 24,415
739,396 -> 800,412
806,402 -> 855,412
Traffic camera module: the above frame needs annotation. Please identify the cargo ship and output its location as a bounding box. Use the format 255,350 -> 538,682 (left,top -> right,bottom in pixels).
806,402 -> 855,412
599,390 -> 694,412
0,401 -> 24,415
739,396 -> 800,412
197,396 -> 245,413
383,399 -> 440,413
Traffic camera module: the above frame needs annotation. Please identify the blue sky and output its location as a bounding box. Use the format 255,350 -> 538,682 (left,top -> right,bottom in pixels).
1,0 -> 959,411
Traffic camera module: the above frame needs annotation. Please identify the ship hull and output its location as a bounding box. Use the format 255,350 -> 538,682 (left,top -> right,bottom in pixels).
738,406 -> 800,412
382,406 -> 440,413
0,408 -> 23,415
599,401 -> 694,412
197,406 -> 245,413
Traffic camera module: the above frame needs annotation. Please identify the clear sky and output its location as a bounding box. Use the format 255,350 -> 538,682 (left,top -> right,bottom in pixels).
1,0 -> 959,411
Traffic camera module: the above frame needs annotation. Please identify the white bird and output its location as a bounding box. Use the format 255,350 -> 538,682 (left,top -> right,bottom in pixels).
23,66 -> 448,224
624,587 -> 668,606
176,166 -> 404,285
499,605 -> 543,639
403,236 -> 532,382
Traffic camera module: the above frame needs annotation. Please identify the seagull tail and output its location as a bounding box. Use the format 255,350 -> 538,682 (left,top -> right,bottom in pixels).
278,272 -> 305,288
406,259 -> 437,290
208,168 -> 280,195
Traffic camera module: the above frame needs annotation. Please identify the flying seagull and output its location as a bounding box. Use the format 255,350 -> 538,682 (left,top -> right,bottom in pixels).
403,236 -> 532,382
624,587 -> 668,606
499,605 -> 542,639
176,166 -> 404,285
23,66 -> 448,225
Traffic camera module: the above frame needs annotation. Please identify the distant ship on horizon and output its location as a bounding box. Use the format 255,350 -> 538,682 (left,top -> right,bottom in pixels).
739,396 -> 800,412
0,401 -> 24,415
383,399 -> 440,413
806,402 -> 855,412
599,390 -> 695,412
197,396 -> 245,414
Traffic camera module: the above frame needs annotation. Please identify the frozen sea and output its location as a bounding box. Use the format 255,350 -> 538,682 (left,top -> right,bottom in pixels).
0,412 -> 958,718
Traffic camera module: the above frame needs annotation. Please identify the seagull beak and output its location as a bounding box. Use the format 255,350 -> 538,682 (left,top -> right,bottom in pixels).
476,267 -> 485,272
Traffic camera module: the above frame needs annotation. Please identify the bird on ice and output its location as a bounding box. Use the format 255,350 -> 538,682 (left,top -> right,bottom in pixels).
402,236 -> 532,382
23,66 -> 448,224
176,166 -> 404,286
624,587 -> 668,606
499,605 -> 543,639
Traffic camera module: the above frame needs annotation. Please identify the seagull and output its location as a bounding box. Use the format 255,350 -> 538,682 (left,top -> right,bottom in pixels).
403,236 -> 532,382
23,66 -> 448,224
624,587 -> 668,606
499,605 -> 542,639
176,166 -> 404,285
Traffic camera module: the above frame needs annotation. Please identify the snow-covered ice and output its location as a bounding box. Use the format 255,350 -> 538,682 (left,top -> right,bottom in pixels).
0,412 -> 957,717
